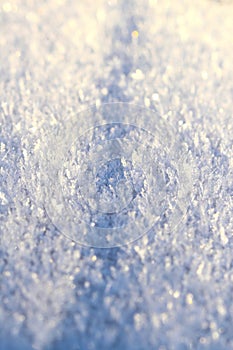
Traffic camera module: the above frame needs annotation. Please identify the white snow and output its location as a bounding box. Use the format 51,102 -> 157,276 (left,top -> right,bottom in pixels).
0,0 -> 233,349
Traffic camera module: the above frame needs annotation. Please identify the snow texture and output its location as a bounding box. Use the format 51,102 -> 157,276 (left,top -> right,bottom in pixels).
0,0 -> 233,349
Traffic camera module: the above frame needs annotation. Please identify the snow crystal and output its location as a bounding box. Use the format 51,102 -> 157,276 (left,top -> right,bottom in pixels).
0,0 -> 233,349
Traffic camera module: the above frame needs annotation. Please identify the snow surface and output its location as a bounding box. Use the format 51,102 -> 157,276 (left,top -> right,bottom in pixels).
0,0 -> 233,349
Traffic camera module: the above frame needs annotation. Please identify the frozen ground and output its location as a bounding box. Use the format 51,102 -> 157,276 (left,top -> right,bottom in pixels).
0,0 -> 233,349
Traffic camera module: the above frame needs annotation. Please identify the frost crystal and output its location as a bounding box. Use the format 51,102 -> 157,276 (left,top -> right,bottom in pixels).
0,0 -> 233,349
23,104 -> 195,248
